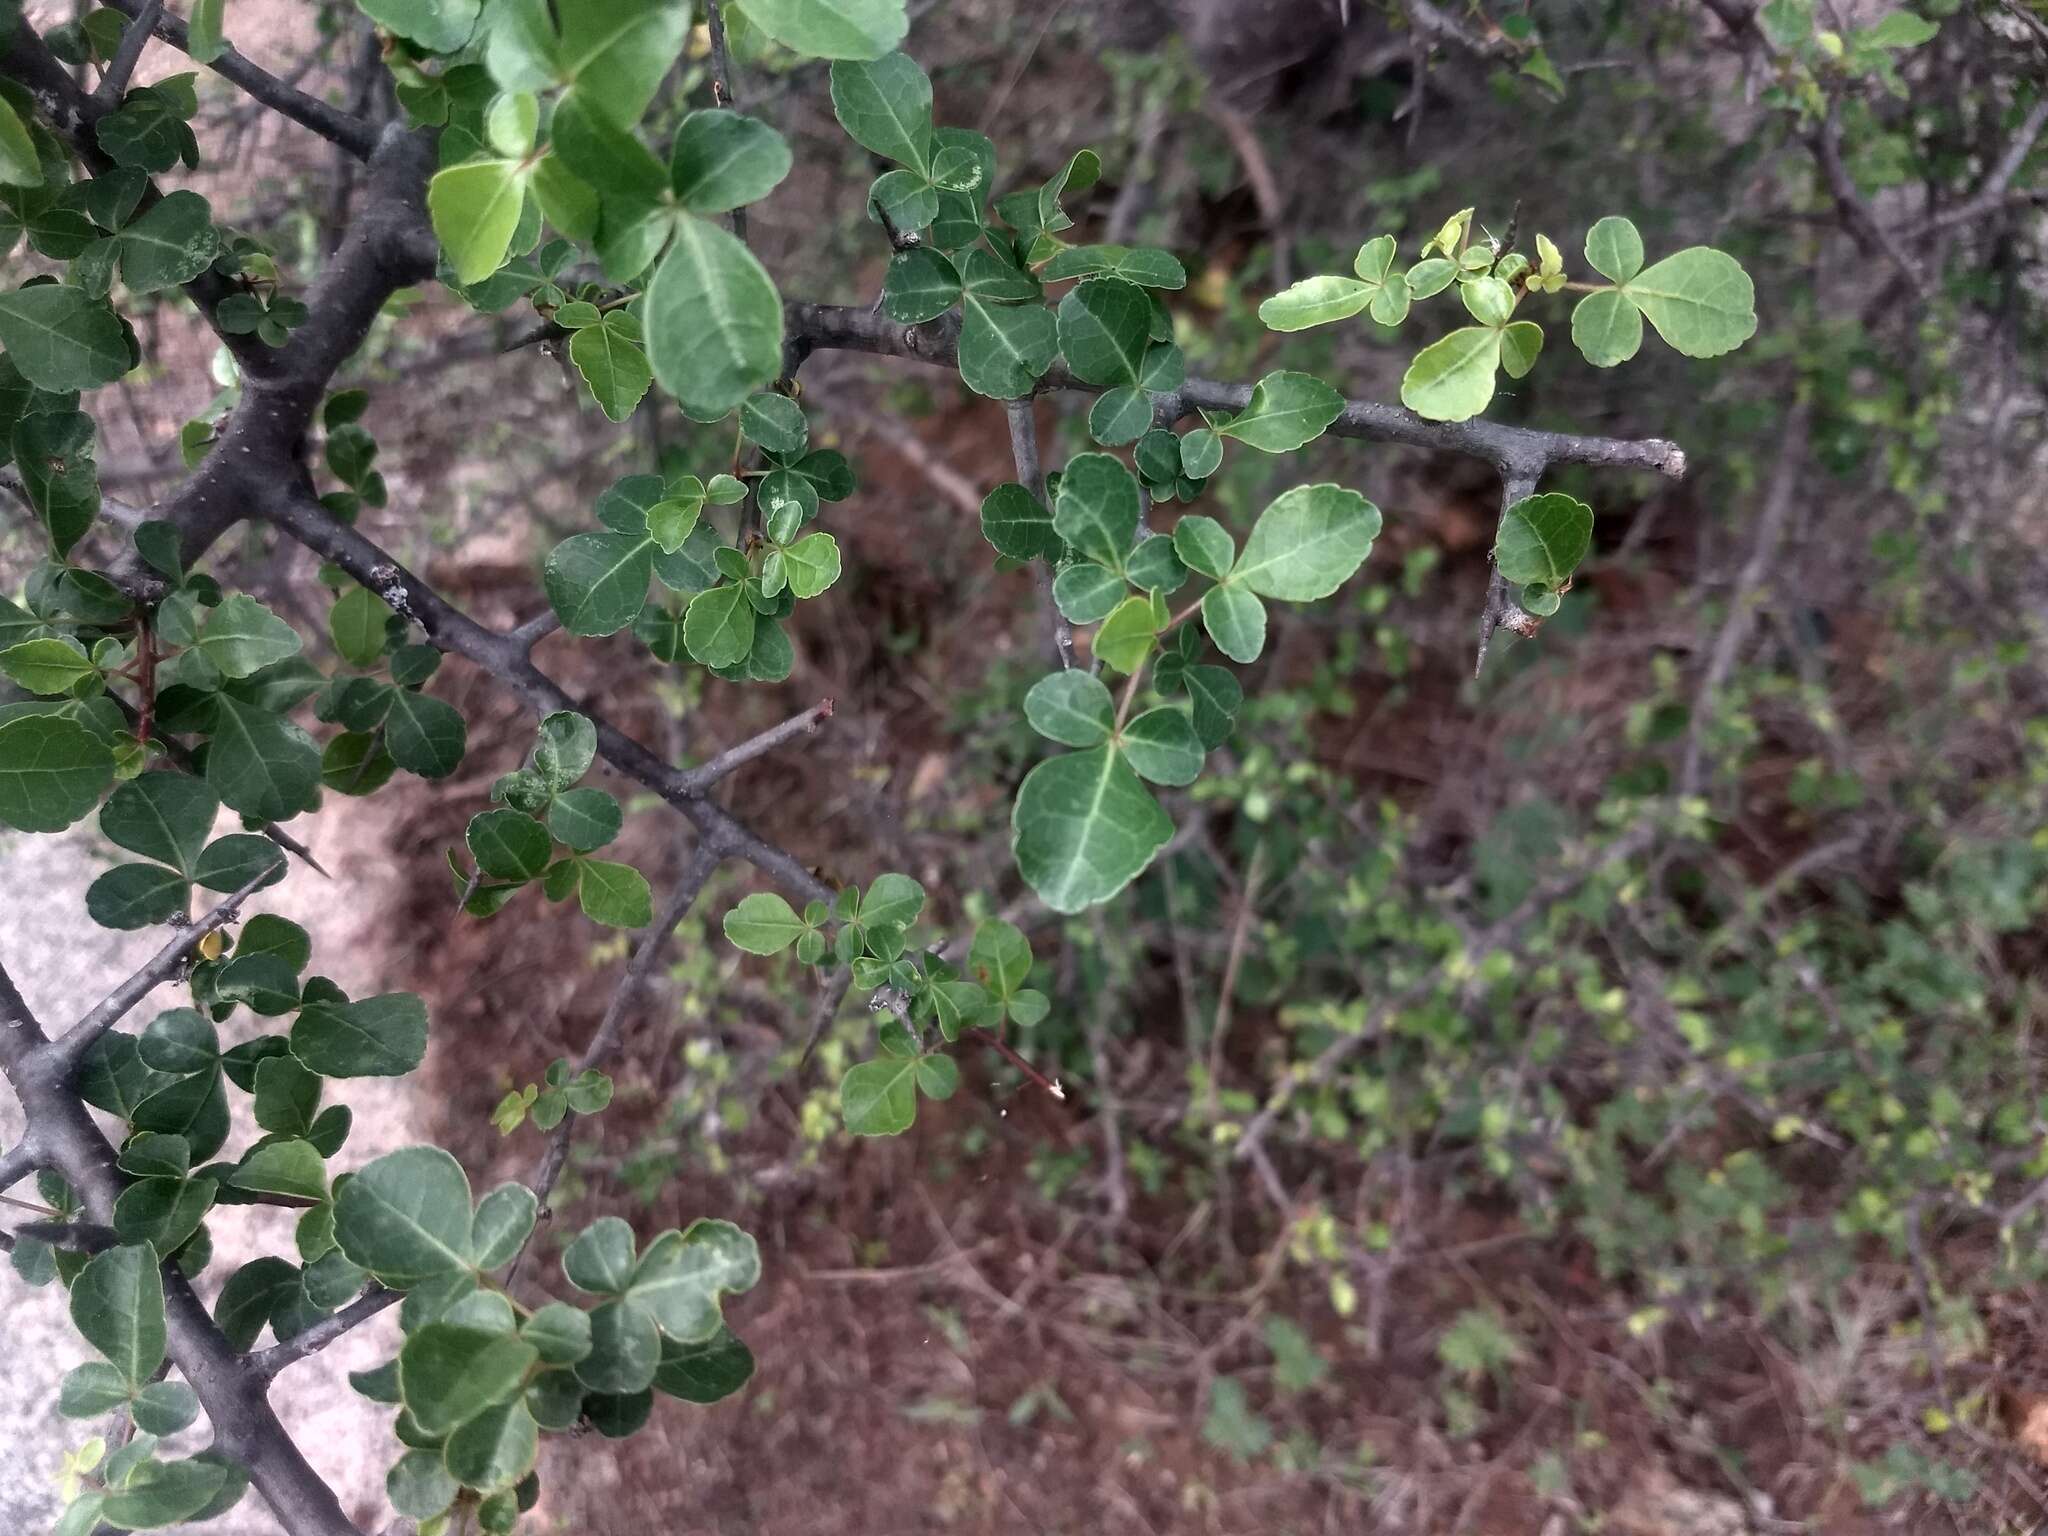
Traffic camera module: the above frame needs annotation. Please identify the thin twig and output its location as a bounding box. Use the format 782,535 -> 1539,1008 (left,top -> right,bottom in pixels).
1003,398 -> 1076,669
704,2 -> 748,244
253,1287 -> 400,1382
93,0 -> 162,106
679,699 -> 834,792
519,844 -> 724,1239
54,859 -> 286,1071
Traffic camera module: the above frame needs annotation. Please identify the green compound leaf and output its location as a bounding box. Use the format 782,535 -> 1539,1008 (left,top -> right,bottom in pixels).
1570,287 -> 1642,367
1052,562 -> 1125,625
682,582 -> 756,668
568,312 -> 652,423
0,713 -> 115,832
841,1056 -> 918,1135
575,858 -> 652,928
1233,484 -> 1381,601
427,158 -> 529,286
654,1327 -> 754,1403
383,689 -> 467,780
291,994 -> 428,1078
1170,514 -> 1235,581
968,919 -> 1032,997
1493,491 -> 1594,586
882,245 -> 961,323
522,1301 -> 593,1365
828,51 -> 931,168
196,594 -> 301,679
1625,246 -> 1758,359
979,481 -> 1057,561
1399,325 -> 1504,423
1087,385 -> 1152,446
1023,669 -> 1114,748
333,1146 -> 476,1288
1092,595 -> 1159,676
467,808 -> 552,882
1178,428 -> 1223,480
0,284 -> 130,392
1200,583 -> 1267,665
444,1397 -> 539,1494
400,1324 -> 539,1436
0,95 -> 40,188
862,871 -> 924,926
231,1139 -> 326,1201
565,1216 -> 639,1295
747,0 -> 908,61
99,771 -> 215,877
185,0 -> 228,63
669,109 -> 793,214
1182,664 -> 1242,749
723,891 -> 805,954
1119,706 -> 1204,787
358,0 -> 481,53
626,1220 -> 761,1343
387,1450 -> 458,1522
545,531 -> 653,637
645,215 -> 784,420
1213,371 -> 1343,452
118,191 -> 222,295
1012,743 -> 1173,914
204,695 -> 320,818
780,531 -> 841,599
70,1244 -> 166,1385
546,787 -> 620,852
99,1456 -> 233,1531
1052,452 -> 1141,569
1257,274 -> 1372,331
1056,276 -> 1151,387
956,293 -> 1056,399
1583,214 -> 1644,284
739,392 -> 807,457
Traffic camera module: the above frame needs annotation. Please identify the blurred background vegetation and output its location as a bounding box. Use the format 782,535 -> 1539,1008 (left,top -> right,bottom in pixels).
6,0 -> 2048,1531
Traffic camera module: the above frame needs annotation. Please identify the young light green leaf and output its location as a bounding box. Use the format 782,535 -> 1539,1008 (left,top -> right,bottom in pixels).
231,1139 -> 327,1201
576,858 -> 653,928
1570,287 -> 1643,367
861,871 -> 924,927
746,0 -> 907,60
0,95 -> 40,187
1092,596 -> 1159,676
0,637 -> 97,695
1011,744 -> 1173,913
968,919 -> 1031,998
1234,484 -> 1381,601
1583,215 -> 1644,284
1257,275 -> 1372,331
1625,246 -> 1758,359
645,215 -> 784,419
358,0 -> 481,53
779,532 -> 840,599
428,159 -> 529,286
186,0 -> 228,62
1493,491 -> 1593,586
1399,325 -> 1503,422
